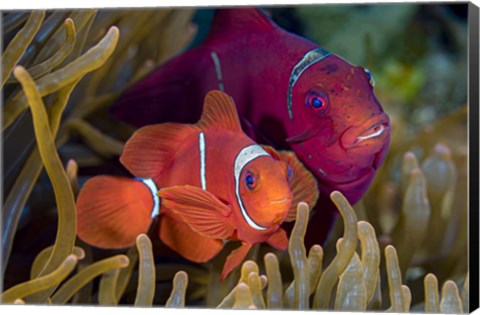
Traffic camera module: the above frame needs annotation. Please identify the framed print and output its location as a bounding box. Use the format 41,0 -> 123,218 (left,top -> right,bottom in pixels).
1,2 -> 479,313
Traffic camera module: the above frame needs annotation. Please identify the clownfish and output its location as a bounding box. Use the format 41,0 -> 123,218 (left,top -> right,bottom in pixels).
76,90 -> 318,279
109,8 -> 391,246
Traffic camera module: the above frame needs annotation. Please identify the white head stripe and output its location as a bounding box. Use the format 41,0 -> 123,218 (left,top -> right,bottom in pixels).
136,178 -> 160,218
234,145 -> 270,231
287,48 -> 331,120
199,132 -> 207,190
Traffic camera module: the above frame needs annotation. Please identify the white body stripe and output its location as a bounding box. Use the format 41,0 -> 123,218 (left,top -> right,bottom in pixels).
136,178 -> 160,218
210,51 -> 225,92
199,132 -> 207,190
234,145 -> 270,230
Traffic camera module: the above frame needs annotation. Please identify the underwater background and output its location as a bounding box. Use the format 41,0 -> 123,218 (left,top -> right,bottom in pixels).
1,3 -> 470,311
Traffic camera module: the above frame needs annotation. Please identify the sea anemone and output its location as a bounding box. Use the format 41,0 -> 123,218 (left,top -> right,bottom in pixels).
1,7 -> 469,312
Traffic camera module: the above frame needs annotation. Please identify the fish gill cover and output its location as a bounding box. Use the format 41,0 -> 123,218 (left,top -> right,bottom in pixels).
0,4 -> 470,312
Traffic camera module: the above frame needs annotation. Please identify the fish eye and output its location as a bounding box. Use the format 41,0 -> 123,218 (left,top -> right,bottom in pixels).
364,68 -> 375,87
306,91 -> 329,112
244,171 -> 256,190
287,166 -> 293,182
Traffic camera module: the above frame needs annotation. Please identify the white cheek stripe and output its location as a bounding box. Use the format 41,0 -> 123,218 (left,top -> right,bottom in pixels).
135,178 -> 160,218
199,132 -> 207,190
234,145 -> 270,231
210,51 -> 225,92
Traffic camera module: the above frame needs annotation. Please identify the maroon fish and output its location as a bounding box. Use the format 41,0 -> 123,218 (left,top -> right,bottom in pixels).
110,7 -> 391,245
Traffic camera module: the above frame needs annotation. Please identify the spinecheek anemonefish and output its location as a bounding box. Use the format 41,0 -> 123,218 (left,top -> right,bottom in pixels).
77,90 -> 318,280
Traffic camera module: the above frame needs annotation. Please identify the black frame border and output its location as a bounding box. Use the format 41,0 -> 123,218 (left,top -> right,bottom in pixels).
468,1 -> 479,313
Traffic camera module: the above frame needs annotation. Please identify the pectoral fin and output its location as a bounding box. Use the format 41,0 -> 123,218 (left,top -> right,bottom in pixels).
160,215 -> 224,263
159,185 -> 235,239
221,242 -> 253,281
266,228 -> 288,250
285,125 -> 323,143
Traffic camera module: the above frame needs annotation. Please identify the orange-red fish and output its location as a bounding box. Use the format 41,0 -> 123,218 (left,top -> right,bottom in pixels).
76,90 -> 318,279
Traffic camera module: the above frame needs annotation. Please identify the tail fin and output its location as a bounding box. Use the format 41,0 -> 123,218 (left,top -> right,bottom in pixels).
76,176 -> 156,249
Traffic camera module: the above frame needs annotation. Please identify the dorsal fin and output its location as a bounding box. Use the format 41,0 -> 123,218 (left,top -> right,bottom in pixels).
121,123 -> 198,178
197,90 -> 242,132
208,7 -> 277,39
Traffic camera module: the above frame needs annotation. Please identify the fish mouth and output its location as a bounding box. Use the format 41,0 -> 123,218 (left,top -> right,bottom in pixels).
269,197 -> 291,205
357,124 -> 385,142
267,197 -> 292,226
341,113 -> 390,150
